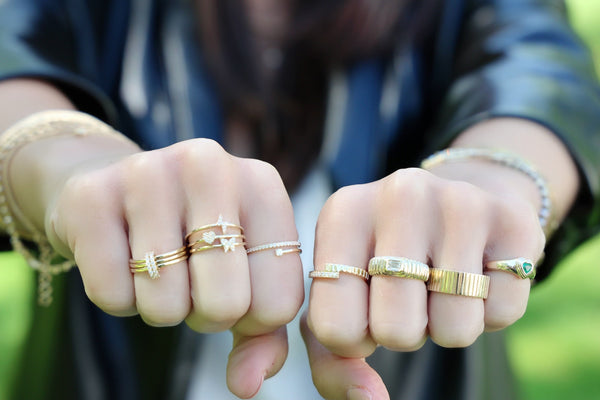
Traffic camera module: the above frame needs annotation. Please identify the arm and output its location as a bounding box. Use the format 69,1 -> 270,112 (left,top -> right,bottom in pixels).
304,1 -> 600,399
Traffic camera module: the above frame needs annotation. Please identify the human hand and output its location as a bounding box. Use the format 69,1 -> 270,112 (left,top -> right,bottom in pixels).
303,166 -> 545,399
45,138 -> 304,398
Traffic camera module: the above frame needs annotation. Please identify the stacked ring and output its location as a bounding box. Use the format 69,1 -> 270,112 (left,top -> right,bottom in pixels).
129,246 -> 189,279
186,214 -> 246,254
368,256 -> 430,281
309,263 -> 369,282
427,268 -> 490,299
246,241 -> 302,257
485,257 -> 536,280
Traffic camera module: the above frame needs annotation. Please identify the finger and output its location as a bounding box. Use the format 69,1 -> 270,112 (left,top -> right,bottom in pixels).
226,326 -> 289,399
428,181 -> 489,348
51,169 -> 136,316
301,313 -> 389,400
369,170 -> 430,351
308,184 -> 377,358
234,159 -> 304,336
182,140 -> 251,332
483,199 -> 544,331
124,152 -> 190,326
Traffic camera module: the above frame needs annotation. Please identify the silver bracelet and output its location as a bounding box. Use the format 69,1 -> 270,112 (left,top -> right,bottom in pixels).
0,110 -> 133,306
420,148 -> 553,232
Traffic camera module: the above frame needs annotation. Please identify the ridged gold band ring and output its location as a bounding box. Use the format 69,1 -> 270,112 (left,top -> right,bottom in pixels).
246,241 -> 302,257
129,246 -> 189,279
368,256 -> 430,281
309,263 -> 369,282
427,268 -> 490,299
485,257 -> 536,280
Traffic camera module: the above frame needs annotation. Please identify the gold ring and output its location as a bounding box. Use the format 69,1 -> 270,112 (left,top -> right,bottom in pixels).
185,214 -> 244,241
189,237 -> 246,254
129,246 -> 189,279
309,263 -> 369,282
485,257 -> 536,280
427,268 -> 490,299
246,241 -> 302,257
186,214 -> 245,254
368,256 -> 430,281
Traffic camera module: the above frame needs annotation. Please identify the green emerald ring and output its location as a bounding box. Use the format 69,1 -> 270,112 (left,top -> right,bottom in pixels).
485,257 -> 536,280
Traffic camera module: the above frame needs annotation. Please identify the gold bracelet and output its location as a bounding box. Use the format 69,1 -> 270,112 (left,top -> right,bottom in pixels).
0,110 -> 134,306
421,148 -> 555,235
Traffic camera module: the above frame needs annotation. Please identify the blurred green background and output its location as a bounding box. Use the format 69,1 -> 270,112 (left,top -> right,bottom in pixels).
1,0 -> 600,399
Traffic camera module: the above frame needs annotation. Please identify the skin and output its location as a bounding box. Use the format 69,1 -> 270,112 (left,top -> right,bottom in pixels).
0,26 -> 580,400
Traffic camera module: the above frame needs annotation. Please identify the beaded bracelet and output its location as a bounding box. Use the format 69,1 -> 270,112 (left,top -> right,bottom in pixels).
0,110 -> 135,306
420,148 -> 553,234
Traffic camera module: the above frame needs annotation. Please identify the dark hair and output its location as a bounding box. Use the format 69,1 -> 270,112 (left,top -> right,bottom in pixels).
195,0 -> 440,189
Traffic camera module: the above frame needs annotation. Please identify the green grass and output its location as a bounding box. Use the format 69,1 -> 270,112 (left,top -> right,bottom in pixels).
507,234 -> 600,400
0,252 -> 34,400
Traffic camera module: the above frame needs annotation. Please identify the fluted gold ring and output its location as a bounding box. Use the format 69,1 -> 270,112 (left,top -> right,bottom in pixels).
427,268 -> 490,299
309,263 -> 369,282
368,256 -> 430,281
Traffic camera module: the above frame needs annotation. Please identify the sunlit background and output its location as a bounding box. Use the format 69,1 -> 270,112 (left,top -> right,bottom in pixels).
1,1 -> 599,399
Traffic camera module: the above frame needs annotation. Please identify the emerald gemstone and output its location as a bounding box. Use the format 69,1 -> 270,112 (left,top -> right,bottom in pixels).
522,262 -> 533,274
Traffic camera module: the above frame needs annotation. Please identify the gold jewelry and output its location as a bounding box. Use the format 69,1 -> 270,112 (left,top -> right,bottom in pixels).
427,268 -> 490,299
189,238 -> 246,254
485,257 -> 535,280
0,110 -> 135,306
421,148 -> 555,235
246,241 -> 302,257
368,256 -> 430,281
309,263 -> 369,282
129,246 -> 189,278
185,214 -> 244,241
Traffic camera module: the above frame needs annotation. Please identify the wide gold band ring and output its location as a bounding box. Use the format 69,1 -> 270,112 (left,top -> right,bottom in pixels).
485,257 -> 536,280
427,268 -> 490,299
246,241 -> 302,257
129,245 -> 189,279
309,263 -> 369,282
368,256 -> 430,281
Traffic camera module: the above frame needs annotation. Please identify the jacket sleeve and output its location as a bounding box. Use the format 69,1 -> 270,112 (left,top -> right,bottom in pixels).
426,0 -> 600,280
0,0 -> 128,121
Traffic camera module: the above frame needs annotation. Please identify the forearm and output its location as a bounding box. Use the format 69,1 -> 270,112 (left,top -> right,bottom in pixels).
0,79 -> 140,234
426,117 -> 580,232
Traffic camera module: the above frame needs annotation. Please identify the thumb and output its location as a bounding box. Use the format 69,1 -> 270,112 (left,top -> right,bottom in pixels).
300,312 -> 389,400
226,326 -> 288,398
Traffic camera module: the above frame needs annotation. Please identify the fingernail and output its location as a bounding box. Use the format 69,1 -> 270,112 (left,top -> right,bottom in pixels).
347,387 -> 372,400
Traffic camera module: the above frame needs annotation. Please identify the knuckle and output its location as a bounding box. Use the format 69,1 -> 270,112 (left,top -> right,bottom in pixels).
370,319 -> 427,351
496,198 -> 546,253
138,299 -> 190,327
320,184 -> 368,224
242,159 -> 289,202
179,138 -> 230,172
485,305 -> 526,330
251,297 -> 302,328
439,182 -> 489,225
308,316 -> 364,349
194,293 -> 250,326
84,283 -> 134,315
429,319 -> 484,348
377,168 -> 431,213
